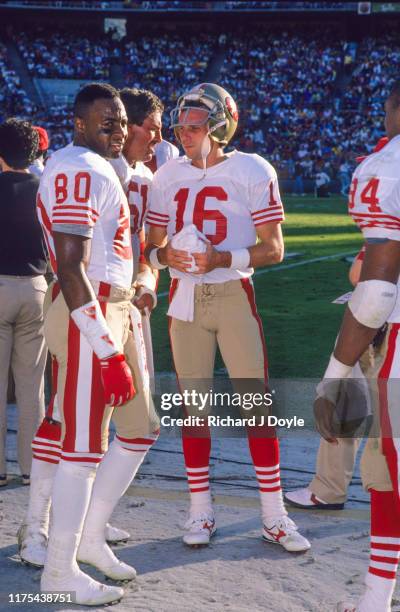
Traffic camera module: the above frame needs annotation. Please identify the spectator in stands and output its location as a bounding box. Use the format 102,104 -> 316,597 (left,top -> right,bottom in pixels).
29,126 -> 49,177
315,168 -> 331,197
0,119 -> 48,486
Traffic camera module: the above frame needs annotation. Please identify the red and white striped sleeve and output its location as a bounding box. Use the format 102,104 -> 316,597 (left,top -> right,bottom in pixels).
250,167 -> 285,227
146,179 -> 170,228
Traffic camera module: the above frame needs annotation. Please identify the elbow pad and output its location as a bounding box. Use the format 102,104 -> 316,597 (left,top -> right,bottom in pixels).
348,280 -> 397,328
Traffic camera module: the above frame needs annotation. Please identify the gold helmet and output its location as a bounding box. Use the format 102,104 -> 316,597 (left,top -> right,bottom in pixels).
170,82 -> 238,146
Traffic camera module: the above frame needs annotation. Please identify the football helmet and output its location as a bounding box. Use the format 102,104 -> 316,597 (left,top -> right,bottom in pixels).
170,82 -> 238,146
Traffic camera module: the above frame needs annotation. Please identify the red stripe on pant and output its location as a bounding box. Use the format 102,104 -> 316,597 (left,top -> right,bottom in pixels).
240,278 -> 269,383
62,318 -> 80,453
88,301 -> 107,454
377,324 -> 400,512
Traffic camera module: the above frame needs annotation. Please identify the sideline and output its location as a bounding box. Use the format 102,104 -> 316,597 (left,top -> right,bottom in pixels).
126,484 -> 369,520
157,250 -> 358,298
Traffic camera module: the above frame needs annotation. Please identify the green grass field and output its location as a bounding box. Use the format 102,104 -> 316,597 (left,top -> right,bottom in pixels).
151,195 -> 363,378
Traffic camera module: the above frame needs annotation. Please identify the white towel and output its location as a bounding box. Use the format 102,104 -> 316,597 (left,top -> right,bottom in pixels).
167,225 -> 208,322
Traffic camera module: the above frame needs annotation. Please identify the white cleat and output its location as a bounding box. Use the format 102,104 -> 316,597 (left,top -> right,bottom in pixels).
105,523 -> 130,544
262,516 -> 311,553
284,487 -> 344,510
41,566 -> 124,606
17,525 -> 47,568
336,604 -> 356,612
183,514 -> 216,546
78,538 -> 136,581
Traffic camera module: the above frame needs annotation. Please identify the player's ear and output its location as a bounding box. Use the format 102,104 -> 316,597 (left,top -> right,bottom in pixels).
74,116 -> 85,135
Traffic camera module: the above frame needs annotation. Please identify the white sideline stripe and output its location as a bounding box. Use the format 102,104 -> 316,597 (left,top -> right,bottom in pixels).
157,251 -> 358,298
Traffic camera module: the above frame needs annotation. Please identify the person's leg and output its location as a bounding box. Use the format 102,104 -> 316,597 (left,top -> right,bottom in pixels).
41,293 -> 123,605
343,323 -> 400,611
12,276 -> 47,477
169,282 -> 216,545
217,279 -> 309,552
78,302 -> 159,579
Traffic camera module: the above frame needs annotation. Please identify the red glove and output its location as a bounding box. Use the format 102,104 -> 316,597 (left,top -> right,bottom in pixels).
99,353 -> 135,407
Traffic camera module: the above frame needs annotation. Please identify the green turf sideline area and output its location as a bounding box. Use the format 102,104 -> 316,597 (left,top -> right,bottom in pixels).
150,195 -> 363,377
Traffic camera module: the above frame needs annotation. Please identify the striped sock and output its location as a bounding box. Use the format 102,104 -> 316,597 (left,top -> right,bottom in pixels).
247,434 -> 286,522
182,428 -> 212,515
359,489 -> 400,612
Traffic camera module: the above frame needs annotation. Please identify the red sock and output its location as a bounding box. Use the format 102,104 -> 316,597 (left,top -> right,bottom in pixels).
247,428 -> 285,521
182,424 -> 212,514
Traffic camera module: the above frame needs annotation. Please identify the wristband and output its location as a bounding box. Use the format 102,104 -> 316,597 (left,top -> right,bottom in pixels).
323,354 -> 352,379
71,300 -> 118,360
134,285 -> 157,309
230,248 -> 250,270
136,268 -> 157,292
149,247 -> 168,270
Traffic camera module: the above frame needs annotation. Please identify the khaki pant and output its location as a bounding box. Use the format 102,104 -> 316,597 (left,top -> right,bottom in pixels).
311,324 -> 400,501
44,288 -> 159,463
0,275 -> 47,474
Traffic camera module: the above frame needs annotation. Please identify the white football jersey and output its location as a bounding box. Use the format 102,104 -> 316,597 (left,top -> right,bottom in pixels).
349,134 -> 400,321
110,155 -> 153,281
110,155 -> 152,236
349,134 -> 400,241
147,150 -> 284,283
37,145 -> 133,289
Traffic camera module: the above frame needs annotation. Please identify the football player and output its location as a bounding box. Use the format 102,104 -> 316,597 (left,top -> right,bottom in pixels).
30,83 -> 159,605
18,88 -> 163,575
314,81 -> 400,612
145,83 -> 310,552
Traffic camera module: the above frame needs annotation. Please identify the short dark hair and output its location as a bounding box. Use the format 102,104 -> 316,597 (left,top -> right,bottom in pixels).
74,82 -> 120,118
119,88 -> 164,126
0,118 -> 39,169
389,80 -> 400,109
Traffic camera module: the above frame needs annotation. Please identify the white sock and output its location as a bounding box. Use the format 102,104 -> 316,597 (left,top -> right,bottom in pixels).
81,440 -> 147,539
24,457 -> 57,535
358,571 -> 396,612
255,464 -> 287,523
45,460 -> 96,575
186,466 -> 213,515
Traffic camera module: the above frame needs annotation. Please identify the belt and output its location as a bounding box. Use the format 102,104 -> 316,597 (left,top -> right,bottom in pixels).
52,280 -> 134,303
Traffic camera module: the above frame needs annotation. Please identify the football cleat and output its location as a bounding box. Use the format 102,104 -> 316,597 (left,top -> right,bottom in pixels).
105,523 -> 130,544
284,487 -> 344,510
77,538 -> 136,582
41,565 -> 124,606
262,516 -> 311,552
183,514 -> 216,546
17,525 -> 47,567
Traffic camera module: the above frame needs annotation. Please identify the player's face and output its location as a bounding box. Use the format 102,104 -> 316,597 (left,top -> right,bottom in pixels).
78,98 -> 128,159
175,107 -> 210,161
124,111 -> 162,164
384,96 -> 400,140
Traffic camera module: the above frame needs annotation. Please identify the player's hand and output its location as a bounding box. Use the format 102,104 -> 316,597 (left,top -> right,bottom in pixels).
99,353 -> 135,407
313,396 -> 339,444
134,286 -> 156,313
159,242 -> 192,273
192,243 -> 221,274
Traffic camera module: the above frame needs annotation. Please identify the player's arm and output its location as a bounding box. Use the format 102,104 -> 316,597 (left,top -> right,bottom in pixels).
315,239 -> 400,443
348,244 -> 365,287
134,227 -> 159,313
53,232 -> 95,310
191,221 -> 284,274
144,225 -> 192,273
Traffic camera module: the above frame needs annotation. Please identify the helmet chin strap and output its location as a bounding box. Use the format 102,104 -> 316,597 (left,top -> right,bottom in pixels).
199,132 -> 211,180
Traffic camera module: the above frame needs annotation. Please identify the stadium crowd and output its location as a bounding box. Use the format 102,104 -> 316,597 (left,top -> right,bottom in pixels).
1,25 -> 397,188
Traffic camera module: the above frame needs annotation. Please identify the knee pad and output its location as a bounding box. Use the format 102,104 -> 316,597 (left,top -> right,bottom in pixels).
348,280 -> 397,328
